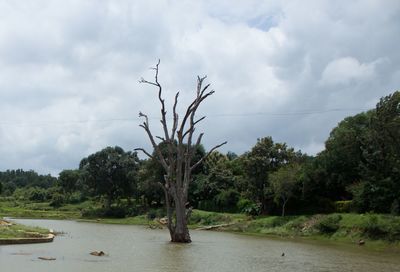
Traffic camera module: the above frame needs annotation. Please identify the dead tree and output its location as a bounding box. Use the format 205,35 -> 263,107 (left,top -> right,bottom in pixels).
136,60 -> 226,243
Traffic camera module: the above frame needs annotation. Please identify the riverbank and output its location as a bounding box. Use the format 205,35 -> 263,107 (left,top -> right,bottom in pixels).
1,200 -> 399,252
0,219 -> 53,244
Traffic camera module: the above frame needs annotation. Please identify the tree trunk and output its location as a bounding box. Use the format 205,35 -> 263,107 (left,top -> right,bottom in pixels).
169,196 -> 191,243
281,198 -> 287,217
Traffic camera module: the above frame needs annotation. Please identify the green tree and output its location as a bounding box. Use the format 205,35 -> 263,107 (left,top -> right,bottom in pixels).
58,169 -> 81,198
323,111 -> 372,198
137,159 -> 165,208
300,112 -> 372,212
243,137 -> 297,214
80,146 -> 139,208
190,152 -> 240,212
269,164 -> 301,216
355,91 -> 400,212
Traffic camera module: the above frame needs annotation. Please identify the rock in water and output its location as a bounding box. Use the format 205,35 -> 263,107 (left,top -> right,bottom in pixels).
38,257 -> 56,261
90,251 -> 106,256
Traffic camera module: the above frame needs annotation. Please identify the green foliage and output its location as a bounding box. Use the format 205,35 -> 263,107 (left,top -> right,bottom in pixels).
58,169 -> 82,197
214,189 -> 240,212
334,200 -> 352,213
237,198 -> 260,216
49,193 -> 65,208
80,146 -> 139,208
269,163 -> 301,216
354,92 -> 400,213
0,169 -> 57,196
316,214 -> 342,234
242,137 -> 302,214
189,210 -> 243,226
81,206 -> 128,218
13,187 -> 48,202
356,214 -> 400,241
146,208 -> 165,220
391,200 -> 399,216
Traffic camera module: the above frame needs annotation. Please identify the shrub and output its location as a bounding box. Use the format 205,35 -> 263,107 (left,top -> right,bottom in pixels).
81,206 -> 127,218
391,200 -> 399,216
197,200 -> 217,212
215,189 -> 240,212
356,214 -> 400,241
237,198 -> 260,216
334,201 -> 352,213
316,214 -> 342,234
49,193 -> 65,207
27,187 -> 47,202
68,191 -> 87,204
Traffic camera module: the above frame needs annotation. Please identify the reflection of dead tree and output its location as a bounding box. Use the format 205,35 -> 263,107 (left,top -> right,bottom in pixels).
136,60 -> 226,243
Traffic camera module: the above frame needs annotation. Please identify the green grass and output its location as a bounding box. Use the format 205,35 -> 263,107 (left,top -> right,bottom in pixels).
0,222 -> 50,239
189,209 -> 247,227
78,215 -> 150,225
0,200 -> 90,219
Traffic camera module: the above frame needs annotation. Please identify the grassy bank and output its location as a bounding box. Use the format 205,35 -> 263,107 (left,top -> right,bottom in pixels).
0,220 -> 50,239
0,200 -> 87,219
1,199 -> 399,251
190,210 -> 400,252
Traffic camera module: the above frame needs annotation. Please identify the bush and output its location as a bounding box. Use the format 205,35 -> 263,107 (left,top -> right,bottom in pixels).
237,198 -> 260,216
27,187 -> 47,202
361,214 -> 386,238
146,210 -> 157,220
391,200 -> 399,216
68,191 -> 87,204
146,208 -> 165,220
49,193 -> 65,207
197,200 -> 217,212
316,214 -> 342,234
189,210 -> 233,226
334,201 -> 352,213
81,206 -> 127,218
214,189 -> 239,212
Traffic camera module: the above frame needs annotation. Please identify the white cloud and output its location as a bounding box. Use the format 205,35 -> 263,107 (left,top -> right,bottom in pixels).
0,0 -> 399,174
320,57 -> 376,86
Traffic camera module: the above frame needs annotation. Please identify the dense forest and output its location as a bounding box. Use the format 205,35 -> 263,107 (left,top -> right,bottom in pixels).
0,91 -> 399,218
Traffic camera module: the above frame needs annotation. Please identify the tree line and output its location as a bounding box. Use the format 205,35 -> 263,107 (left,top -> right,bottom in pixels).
0,91 -> 399,217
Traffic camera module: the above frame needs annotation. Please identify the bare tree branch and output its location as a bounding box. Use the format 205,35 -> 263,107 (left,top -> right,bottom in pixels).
134,148 -> 154,159
191,141 -> 228,171
138,112 -> 169,172
182,116 -> 206,139
194,133 -> 204,148
171,92 -> 179,141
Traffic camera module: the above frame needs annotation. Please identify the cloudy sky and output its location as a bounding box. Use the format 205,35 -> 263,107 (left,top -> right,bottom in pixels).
0,0 -> 399,175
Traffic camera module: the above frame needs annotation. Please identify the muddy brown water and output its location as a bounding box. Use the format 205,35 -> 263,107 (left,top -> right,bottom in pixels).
0,219 -> 399,272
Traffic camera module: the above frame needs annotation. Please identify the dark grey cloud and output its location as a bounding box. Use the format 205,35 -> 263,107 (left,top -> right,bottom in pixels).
0,0 -> 399,175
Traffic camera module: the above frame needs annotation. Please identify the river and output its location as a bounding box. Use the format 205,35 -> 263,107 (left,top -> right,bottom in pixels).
0,219 -> 399,272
